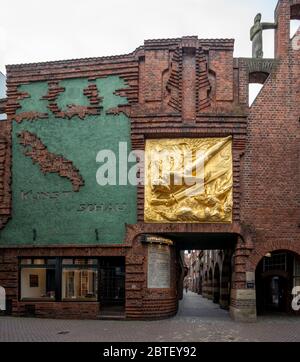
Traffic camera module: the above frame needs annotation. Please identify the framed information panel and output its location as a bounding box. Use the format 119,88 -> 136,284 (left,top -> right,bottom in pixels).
147,244 -> 171,289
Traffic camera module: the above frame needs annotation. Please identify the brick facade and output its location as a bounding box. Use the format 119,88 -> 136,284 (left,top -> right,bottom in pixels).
0,0 -> 299,321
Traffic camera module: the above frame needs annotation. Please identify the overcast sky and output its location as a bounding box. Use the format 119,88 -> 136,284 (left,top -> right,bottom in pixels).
0,0 -> 282,74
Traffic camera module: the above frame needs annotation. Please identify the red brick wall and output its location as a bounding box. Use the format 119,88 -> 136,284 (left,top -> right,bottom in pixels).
242,0 -> 300,268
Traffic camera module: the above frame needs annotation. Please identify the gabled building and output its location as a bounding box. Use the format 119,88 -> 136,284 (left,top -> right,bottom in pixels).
0,0 -> 299,321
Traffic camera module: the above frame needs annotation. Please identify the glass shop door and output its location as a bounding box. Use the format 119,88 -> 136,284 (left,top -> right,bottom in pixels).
99,257 -> 125,310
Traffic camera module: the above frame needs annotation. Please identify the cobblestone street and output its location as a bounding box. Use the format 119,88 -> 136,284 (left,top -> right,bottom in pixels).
0,292 -> 299,342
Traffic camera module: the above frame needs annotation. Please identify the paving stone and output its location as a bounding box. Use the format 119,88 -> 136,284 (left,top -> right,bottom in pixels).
0,292 -> 299,342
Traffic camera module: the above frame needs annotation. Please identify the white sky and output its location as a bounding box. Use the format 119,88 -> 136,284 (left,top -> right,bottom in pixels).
1,0 -> 299,104
0,0 -> 280,74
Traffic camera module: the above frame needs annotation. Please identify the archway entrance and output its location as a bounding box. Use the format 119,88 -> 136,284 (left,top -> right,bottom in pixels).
136,228 -> 239,319
255,250 -> 300,315
181,248 -> 234,319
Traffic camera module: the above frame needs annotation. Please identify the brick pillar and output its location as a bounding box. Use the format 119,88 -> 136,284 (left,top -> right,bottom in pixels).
275,0 -> 293,58
202,277 -> 207,298
229,239 -> 257,322
207,270 -> 213,300
219,257 -> 231,310
198,277 -> 203,295
213,266 -> 220,304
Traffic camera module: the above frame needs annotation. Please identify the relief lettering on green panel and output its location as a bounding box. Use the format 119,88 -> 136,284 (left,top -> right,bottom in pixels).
0,76 -> 137,245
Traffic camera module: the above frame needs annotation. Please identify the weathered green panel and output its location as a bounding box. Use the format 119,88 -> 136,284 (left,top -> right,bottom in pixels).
56,78 -> 90,110
16,82 -> 49,114
0,76 -> 137,245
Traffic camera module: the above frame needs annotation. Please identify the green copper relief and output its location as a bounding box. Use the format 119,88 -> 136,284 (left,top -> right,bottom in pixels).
0,76 -> 137,245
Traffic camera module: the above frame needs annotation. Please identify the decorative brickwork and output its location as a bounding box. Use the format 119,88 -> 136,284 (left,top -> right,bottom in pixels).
18,130 -> 84,192
44,81 -> 101,119
166,48 -> 182,112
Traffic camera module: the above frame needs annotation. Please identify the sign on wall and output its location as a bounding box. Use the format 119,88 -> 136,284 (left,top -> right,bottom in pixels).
147,244 -> 171,289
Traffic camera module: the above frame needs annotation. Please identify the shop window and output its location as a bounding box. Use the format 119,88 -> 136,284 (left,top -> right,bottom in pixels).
62,259 -> 98,301
20,258 -> 56,301
263,253 -> 287,272
20,257 -> 99,302
33,259 -> 46,265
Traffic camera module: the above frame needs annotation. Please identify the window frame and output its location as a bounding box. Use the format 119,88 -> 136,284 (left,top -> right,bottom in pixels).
19,258 -> 58,302
61,258 -> 98,301
263,253 -> 287,273
18,257 -> 99,302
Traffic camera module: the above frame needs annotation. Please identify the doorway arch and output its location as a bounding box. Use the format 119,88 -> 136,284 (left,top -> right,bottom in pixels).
255,250 -> 300,315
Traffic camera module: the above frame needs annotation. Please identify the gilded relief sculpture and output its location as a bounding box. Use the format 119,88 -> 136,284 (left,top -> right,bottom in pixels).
144,137 -> 233,223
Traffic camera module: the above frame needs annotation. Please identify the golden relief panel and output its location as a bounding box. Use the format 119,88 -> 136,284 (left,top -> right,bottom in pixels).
144,137 -> 233,223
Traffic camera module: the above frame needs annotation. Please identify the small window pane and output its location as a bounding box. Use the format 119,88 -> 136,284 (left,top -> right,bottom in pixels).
294,257 -> 300,277
62,267 -> 98,301
263,253 -> 287,272
88,259 -> 98,265
74,259 -> 87,265
21,267 -> 56,300
46,258 -> 56,265
33,259 -> 45,265
20,259 -> 32,265
63,259 -> 74,265
294,277 -> 300,288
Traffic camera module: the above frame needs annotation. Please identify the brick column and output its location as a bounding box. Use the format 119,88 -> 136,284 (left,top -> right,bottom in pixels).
207,271 -> 213,300
275,0 -> 292,58
202,276 -> 207,298
219,256 -> 231,310
213,266 -> 220,304
229,238 -> 257,322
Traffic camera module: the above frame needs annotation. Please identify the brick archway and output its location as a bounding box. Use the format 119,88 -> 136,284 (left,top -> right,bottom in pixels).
247,241 -> 300,271
254,247 -> 300,315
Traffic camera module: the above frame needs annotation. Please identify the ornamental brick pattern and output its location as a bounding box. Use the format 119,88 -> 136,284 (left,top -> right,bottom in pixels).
18,130 -> 84,192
